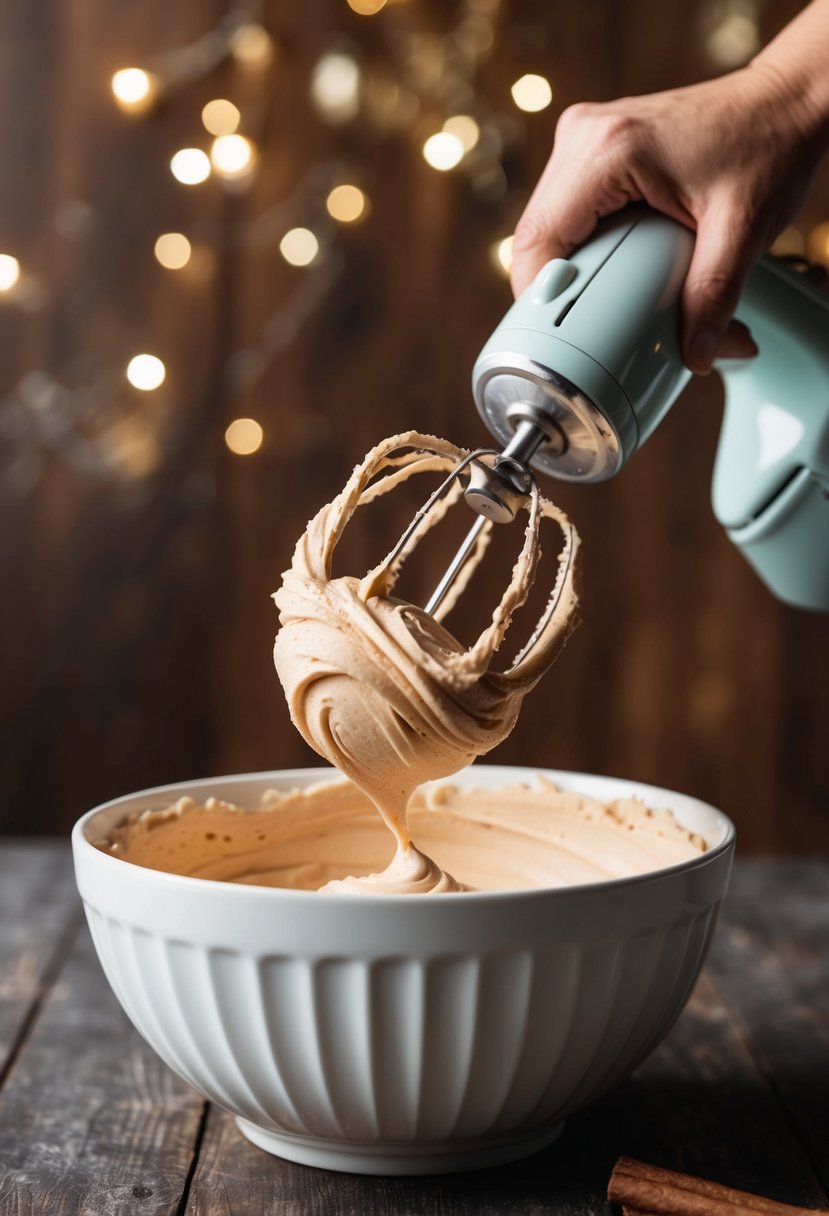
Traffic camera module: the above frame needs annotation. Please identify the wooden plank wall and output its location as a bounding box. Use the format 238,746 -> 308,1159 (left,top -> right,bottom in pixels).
0,0 -> 826,852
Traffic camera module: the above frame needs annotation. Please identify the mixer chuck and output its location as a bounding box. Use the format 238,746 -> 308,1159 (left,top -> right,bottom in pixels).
463,415 -> 565,524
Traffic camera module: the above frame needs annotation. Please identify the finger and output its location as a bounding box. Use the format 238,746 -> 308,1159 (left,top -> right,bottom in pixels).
714,318 -> 759,361
680,201 -> 762,374
509,177 -> 605,297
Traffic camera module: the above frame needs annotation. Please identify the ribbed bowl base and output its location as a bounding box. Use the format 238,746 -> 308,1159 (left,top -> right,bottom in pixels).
236,1117 -> 565,1175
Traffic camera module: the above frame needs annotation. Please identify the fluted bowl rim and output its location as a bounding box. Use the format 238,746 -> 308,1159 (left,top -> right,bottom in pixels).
72,764 -> 735,907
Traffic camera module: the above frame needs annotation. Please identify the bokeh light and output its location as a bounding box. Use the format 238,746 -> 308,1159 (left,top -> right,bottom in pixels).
347,0 -> 388,13
326,184 -> 368,223
510,73 -> 553,113
0,255 -> 21,292
154,233 -> 192,270
771,227 -> 805,257
170,148 -> 211,185
210,134 -> 255,179
311,53 -> 361,122
225,417 -> 264,455
111,68 -> 157,114
126,354 -> 166,391
807,221 -> 829,264
231,23 -> 274,68
706,9 -> 760,68
422,131 -> 464,171
442,114 -> 480,152
279,228 -> 320,266
491,236 -> 514,275
201,99 -> 241,136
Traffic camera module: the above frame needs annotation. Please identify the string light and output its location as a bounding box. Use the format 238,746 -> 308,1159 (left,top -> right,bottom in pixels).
347,0 -> 388,13
279,228 -> 320,266
771,227 -> 804,257
422,131 -> 464,170
201,99 -> 241,136
170,148 -> 211,185
230,23 -> 274,68
442,114 -> 480,152
0,255 -> 21,292
210,134 -> 255,179
326,184 -> 368,223
126,354 -> 166,391
225,417 -> 264,455
3,3 -> 539,495
807,221 -> 829,263
510,73 -> 553,113
705,0 -> 760,68
154,233 -> 192,270
490,235 -> 513,275
111,68 -> 157,114
311,53 -> 361,122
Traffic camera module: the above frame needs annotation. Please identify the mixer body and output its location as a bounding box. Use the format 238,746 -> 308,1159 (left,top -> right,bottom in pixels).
471,205 -> 829,611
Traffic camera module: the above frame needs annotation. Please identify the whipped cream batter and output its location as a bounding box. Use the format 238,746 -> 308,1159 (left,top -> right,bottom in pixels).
272,432 -> 583,892
97,775 -> 706,892
100,432 -> 707,893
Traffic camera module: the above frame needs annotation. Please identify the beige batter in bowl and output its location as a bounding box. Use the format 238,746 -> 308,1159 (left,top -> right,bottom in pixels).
72,764 -> 734,1176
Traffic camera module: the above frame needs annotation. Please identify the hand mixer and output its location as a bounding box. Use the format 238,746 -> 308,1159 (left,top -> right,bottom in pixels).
412,204 -> 829,614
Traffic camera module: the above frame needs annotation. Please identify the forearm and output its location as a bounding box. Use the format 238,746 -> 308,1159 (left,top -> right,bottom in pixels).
751,0 -> 829,146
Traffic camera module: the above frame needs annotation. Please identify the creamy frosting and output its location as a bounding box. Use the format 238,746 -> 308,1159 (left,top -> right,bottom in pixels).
98,433 -> 708,897
272,432 -> 581,893
96,775 -> 707,892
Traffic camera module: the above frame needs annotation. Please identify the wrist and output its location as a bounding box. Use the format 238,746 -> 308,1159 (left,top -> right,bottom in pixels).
750,12 -> 829,148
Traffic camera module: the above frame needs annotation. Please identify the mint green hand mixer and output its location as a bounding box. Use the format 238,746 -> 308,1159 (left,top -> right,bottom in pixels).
424,205 -> 828,613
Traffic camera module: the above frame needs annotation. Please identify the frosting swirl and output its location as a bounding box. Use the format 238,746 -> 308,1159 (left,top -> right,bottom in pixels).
273,432 -> 580,893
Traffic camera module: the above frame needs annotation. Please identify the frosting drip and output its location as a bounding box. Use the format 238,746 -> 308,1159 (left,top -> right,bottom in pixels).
273,432 -> 580,893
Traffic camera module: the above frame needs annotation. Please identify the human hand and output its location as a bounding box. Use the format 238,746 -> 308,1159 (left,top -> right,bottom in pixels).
510,64 -> 825,374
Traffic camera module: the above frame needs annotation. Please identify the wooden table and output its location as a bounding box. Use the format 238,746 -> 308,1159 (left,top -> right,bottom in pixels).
1,846 -> 827,1215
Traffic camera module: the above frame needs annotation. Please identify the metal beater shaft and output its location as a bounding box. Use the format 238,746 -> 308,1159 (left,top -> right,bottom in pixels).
424,421 -> 548,615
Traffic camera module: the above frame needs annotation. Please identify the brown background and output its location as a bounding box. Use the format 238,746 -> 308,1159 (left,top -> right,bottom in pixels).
0,0 -> 826,852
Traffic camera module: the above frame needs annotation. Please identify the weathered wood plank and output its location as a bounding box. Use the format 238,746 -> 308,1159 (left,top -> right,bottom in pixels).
182,868 -> 828,1214
705,860 -> 829,1194
0,921 -> 206,1215
0,843 -> 79,1082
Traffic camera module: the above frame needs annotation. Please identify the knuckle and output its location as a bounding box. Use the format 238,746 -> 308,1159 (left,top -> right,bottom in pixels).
595,110 -> 641,153
556,101 -> 594,132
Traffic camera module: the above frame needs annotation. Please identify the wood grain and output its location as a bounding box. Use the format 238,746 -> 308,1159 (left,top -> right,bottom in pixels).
0,843 -> 79,1082
0,848 -> 206,1215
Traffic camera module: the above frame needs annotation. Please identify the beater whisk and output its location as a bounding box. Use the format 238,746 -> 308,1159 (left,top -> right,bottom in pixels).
369,411 -> 567,621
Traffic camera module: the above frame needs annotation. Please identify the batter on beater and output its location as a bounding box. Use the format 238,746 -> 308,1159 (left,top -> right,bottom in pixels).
272,431 -> 580,894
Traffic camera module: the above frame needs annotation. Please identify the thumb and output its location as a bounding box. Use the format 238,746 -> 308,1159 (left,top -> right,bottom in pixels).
680,203 -> 759,374
510,188 -> 600,298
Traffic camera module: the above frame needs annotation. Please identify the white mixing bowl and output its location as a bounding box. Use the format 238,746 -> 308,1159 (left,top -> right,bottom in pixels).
72,765 -> 734,1175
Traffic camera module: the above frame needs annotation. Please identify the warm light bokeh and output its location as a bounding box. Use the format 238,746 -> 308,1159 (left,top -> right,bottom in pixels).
154,233 -> 192,270
201,99 -> 241,136
225,417 -> 264,455
422,131 -> 464,170
210,134 -> 255,179
111,68 -> 157,114
126,354 -> 166,391
170,148 -> 211,185
510,73 -> 553,113
279,228 -> 320,266
326,184 -> 368,223
0,255 -> 21,292
442,114 -> 480,152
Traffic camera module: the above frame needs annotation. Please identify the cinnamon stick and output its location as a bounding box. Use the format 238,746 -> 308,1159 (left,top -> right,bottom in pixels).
608,1157 -> 829,1216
